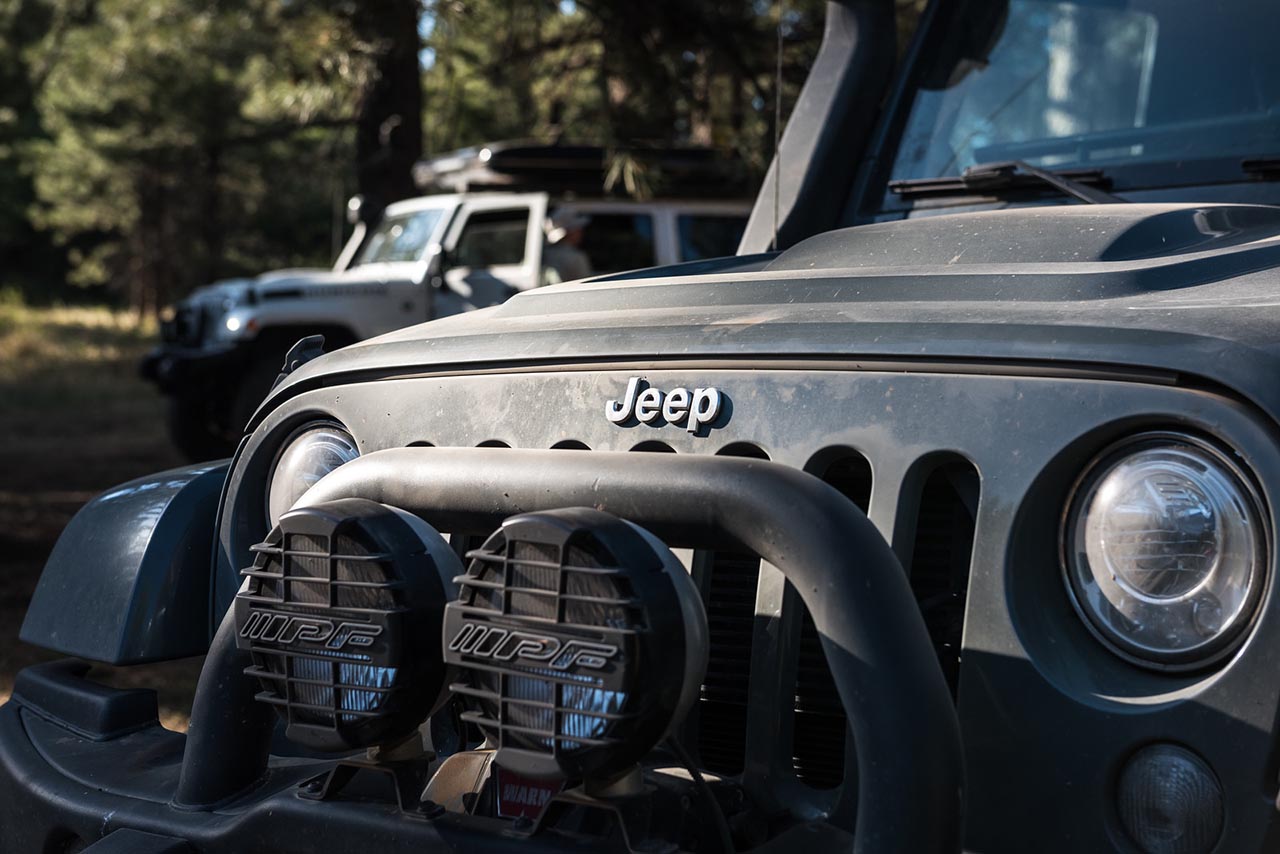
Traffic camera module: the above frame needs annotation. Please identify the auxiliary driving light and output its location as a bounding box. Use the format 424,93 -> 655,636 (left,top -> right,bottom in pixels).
1063,433 -> 1266,668
443,508 -> 708,784
1117,743 -> 1224,854
234,498 -> 460,752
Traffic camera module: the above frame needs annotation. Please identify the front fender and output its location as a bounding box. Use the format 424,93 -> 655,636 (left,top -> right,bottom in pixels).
19,461 -> 229,665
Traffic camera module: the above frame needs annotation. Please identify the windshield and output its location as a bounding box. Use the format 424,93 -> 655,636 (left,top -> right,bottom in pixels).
890,0 -> 1280,183
353,207 -> 447,265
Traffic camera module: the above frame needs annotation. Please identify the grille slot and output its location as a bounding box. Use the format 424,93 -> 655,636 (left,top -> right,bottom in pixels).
906,460 -> 979,697
819,454 -> 873,511
696,551 -> 759,776
791,452 -> 871,788
695,442 -> 769,777
631,440 -> 676,453
793,609 -> 847,788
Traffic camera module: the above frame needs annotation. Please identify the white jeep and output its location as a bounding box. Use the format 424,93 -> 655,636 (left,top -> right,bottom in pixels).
142,178 -> 748,459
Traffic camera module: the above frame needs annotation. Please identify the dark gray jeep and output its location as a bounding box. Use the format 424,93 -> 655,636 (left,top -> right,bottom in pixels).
7,1 -> 1280,852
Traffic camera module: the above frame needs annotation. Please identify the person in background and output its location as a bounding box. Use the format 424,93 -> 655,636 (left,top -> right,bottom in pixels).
541,208 -> 593,285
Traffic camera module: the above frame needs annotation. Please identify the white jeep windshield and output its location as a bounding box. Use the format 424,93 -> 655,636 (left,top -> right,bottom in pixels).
353,207 -> 447,265
891,0 -> 1280,182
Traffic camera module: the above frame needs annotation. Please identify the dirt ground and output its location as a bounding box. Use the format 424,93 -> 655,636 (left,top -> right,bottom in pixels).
0,298 -> 202,729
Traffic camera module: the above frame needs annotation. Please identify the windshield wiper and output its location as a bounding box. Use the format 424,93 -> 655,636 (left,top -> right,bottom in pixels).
890,160 -> 1125,205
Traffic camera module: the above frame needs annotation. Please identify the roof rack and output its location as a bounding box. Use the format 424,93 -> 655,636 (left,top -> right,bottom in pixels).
412,140 -> 753,199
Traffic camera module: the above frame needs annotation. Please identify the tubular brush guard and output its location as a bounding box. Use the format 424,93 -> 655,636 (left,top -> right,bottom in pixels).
2,448 -> 962,854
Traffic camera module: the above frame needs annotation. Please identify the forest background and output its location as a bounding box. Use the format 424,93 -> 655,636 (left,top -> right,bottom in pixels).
0,0 -> 934,312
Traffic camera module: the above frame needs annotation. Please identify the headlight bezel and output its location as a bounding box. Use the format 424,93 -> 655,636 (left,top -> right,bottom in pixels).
1060,430 -> 1269,672
264,419 -> 361,528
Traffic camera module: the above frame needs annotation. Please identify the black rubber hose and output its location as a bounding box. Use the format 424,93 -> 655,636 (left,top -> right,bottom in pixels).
298,447 -> 964,854
174,608 -> 276,809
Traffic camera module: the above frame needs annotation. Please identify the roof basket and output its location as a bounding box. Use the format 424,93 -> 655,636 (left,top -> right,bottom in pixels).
412,140 -> 753,199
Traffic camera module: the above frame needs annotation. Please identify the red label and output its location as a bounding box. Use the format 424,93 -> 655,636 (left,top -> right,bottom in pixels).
495,767 -> 563,820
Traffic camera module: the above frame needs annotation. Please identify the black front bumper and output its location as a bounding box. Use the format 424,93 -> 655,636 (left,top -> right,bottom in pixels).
0,661 -> 592,854
139,343 -> 247,396
0,692 -> 855,853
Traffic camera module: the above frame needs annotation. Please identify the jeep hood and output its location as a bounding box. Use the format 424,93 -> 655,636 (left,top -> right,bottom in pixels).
183,267 -> 339,305
255,267 -> 334,284
275,203 -> 1280,424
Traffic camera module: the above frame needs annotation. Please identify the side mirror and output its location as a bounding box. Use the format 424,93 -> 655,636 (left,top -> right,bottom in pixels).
426,244 -> 451,290
346,194 -> 364,225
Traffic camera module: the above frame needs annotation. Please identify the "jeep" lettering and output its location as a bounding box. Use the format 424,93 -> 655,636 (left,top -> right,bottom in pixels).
605,377 -> 723,433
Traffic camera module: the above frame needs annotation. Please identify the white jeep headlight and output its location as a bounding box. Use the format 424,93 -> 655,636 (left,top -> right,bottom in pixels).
266,424 -> 360,527
1063,434 -> 1266,669
216,309 -> 256,341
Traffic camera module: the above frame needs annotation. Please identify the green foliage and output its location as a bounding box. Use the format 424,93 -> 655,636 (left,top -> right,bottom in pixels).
25,0 -> 371,310
0,0 -> 924,310
422,0 -> 828,180
0,0 -> 64,301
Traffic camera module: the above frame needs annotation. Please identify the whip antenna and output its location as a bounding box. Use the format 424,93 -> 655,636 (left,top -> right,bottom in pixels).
773,0 -> 785,250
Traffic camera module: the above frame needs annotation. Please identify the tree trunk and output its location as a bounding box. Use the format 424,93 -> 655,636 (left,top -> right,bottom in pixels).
202,144 -> 223,287
351,0 -> 424,225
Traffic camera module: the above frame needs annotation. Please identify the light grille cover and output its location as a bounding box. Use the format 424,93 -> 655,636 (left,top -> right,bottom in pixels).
234,498 -> 459,751
443,508 -> 707,783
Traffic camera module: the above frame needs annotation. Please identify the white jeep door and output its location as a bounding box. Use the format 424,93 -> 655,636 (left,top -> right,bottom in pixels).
436,193 -> 547,318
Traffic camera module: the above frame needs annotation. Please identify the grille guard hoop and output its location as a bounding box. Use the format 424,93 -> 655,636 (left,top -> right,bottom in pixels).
280,447 -> 966,853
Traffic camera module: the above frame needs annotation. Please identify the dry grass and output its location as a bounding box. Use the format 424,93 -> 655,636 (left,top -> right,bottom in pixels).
0,298 -> 153,376
0,295 -> 198,729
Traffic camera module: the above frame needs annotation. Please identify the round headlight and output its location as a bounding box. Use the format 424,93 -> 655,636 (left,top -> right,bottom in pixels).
1063,434 -> 1266,668
266,424 -> 360,527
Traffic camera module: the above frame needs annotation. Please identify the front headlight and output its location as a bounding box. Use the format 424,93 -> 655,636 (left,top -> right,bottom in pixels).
215,309 -> 257,341
266,423 -> 361,527
1063,433 -> 1266,669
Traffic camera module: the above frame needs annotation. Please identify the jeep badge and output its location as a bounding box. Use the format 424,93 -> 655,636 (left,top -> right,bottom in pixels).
605,376 -> 723,433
